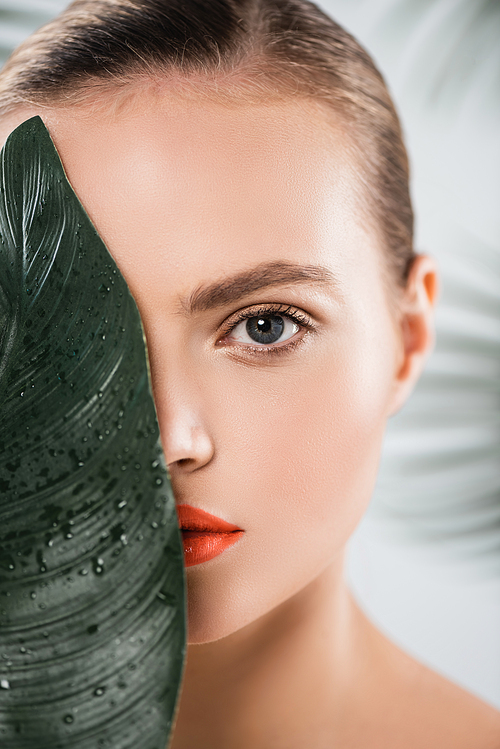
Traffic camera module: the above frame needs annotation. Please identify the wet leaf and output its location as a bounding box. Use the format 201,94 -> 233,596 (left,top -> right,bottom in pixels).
0,116 -> 186,749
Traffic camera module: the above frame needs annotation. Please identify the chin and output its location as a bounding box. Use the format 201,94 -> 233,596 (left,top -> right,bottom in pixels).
183,552 -> 338,646
184,556 -> 288,645
186,606 -> 247,646
187,615 -> 232,645
185,578 -> 257,645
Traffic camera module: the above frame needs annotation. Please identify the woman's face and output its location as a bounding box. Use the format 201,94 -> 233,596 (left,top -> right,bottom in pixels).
4,91 -> 408,643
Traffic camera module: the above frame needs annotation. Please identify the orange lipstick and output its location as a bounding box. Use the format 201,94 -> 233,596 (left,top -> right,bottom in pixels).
176,504 -> 244,567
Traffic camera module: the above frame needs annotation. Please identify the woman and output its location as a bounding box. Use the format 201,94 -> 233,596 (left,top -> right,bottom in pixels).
0,0 -> 498,746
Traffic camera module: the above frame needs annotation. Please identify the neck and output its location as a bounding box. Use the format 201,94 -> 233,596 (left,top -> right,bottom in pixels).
170,557 -> 366,749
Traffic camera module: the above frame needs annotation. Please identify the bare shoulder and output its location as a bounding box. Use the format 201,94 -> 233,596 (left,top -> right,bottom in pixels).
375,629 -> 500,749
352,611 -> 500,749
408,656 -> 500,748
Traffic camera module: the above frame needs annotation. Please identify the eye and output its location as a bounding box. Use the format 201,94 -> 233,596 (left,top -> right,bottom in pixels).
218,303 -> 315,355
229,313 -> 300,346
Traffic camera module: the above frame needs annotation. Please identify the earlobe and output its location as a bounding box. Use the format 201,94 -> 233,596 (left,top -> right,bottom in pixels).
389,254 -> 439,415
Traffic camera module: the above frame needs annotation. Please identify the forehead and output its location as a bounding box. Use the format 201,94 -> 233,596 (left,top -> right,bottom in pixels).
1,92 -> 381,301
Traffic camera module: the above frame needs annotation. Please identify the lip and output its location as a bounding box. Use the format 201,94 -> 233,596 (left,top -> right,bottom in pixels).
176,504 -> 244,567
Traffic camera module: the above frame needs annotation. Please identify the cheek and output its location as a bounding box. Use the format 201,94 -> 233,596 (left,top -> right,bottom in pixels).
212,328 -> 394,576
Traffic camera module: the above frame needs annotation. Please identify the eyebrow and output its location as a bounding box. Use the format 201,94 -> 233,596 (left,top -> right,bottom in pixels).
179,261 -> 337,315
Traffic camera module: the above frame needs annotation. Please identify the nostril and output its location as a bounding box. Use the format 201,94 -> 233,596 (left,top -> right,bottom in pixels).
162,421 -> 215,470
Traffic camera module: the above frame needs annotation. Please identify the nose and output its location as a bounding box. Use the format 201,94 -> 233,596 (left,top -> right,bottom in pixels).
155,385 -> 215,473
164,417 -> 214,472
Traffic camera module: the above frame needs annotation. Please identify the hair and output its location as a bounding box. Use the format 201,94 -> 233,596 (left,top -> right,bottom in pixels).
0,0 -> 416,288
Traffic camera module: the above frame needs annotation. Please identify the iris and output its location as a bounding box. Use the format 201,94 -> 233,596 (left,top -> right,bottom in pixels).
246,315 -> 285,344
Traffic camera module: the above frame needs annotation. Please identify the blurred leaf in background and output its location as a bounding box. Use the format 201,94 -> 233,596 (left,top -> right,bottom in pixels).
0,1 -> 69,66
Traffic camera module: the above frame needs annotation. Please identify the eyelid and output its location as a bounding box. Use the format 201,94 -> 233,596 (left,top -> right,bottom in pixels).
216,302 -> 315,355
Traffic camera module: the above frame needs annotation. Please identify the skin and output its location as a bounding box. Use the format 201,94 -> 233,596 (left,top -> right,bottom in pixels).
1,86 -> 499,748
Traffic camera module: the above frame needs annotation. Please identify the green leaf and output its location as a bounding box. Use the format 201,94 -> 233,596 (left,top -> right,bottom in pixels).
0,116 -> 186,749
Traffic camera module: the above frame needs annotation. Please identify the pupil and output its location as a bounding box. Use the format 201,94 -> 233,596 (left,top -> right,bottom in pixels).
246,315 -> 284,344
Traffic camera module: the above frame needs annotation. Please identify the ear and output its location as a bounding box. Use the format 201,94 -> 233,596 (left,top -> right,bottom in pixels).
388,254 -> 439,416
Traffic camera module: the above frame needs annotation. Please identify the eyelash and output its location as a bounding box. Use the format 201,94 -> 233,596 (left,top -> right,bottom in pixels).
218,303 -> 315,357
